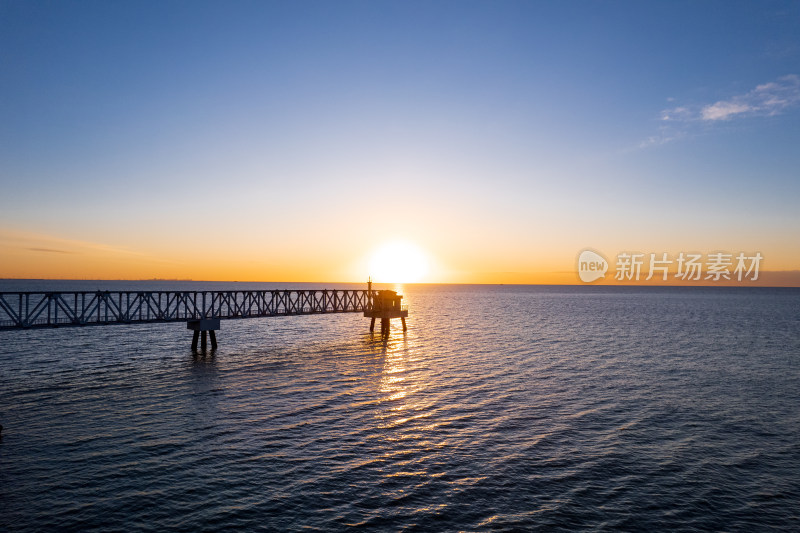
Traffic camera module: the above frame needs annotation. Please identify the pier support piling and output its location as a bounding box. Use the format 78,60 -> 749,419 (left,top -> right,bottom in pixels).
188,318 -> 221,352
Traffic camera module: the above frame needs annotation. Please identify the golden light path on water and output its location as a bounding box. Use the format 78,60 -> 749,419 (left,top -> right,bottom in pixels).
375,284 -> 432,481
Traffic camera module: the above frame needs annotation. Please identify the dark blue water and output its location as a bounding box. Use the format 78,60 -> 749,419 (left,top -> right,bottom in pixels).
1,282 -> 799,531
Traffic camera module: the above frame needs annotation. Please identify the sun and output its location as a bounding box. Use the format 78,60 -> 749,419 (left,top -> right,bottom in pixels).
368,241 -> 430,283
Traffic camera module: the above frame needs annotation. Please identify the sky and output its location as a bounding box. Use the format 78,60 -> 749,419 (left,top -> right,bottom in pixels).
1,0 -> 799,284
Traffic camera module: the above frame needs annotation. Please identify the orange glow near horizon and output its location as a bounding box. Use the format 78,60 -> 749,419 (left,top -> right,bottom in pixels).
2,228 -> 800,286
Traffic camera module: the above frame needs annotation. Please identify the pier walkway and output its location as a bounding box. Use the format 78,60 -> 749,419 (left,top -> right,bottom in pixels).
0,287 -> 408,349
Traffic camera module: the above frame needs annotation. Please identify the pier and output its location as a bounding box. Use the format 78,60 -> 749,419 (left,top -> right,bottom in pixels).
0,284 -> 409,350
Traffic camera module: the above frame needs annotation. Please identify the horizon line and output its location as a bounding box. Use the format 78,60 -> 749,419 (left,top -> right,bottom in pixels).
1,277 -> 799,289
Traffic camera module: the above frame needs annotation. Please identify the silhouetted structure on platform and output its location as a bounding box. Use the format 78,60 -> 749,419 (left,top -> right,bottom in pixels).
364,288 -> 408,335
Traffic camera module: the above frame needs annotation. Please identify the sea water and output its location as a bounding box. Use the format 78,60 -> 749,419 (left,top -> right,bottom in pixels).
1,282 -> 798,530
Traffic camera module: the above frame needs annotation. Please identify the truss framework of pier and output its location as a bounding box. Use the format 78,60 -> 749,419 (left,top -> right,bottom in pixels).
0,290 -> 386,330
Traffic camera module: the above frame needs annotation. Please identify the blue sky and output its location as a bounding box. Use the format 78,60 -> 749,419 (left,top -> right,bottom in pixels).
1,1 -> 799,282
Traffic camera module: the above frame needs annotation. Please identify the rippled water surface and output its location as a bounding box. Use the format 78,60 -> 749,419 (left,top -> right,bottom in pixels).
1,282 -> 799,531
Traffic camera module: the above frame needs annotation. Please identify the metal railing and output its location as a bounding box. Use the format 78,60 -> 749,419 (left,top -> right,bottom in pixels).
0,290 -> 381,329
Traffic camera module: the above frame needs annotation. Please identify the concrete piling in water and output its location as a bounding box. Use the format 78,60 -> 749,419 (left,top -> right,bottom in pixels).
188,318 -> 220,352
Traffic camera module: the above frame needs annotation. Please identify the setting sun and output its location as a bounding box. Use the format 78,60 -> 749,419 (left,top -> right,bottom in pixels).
368,241 -> 430,283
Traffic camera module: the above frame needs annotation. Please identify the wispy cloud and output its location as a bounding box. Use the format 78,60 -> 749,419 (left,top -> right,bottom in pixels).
701,101 -> 752,121
660,106 -> 692,121
27,247 -> 74,254
637,133 -> 682,149
639,75 -> 800,149
663,74 -> 800,123
0,229 -> 145,257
